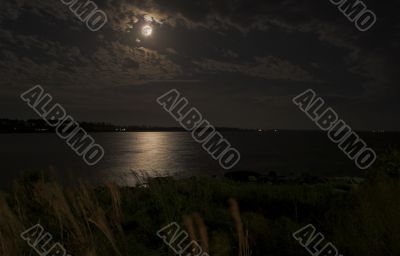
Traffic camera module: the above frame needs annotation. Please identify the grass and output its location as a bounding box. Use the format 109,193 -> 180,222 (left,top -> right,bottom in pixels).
1,151 -> 400,256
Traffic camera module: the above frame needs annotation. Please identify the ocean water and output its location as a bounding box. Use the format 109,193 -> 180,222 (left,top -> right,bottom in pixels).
0,131 -> 397,188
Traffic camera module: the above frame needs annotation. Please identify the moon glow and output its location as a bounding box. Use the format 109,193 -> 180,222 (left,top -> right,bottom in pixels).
142,25 -> 153,37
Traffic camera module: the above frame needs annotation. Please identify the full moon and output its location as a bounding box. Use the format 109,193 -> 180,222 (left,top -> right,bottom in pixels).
141,25 -> 153,37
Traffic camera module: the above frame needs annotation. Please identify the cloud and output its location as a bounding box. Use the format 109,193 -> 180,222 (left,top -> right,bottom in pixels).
193,56 -> 318,83
0,25 -> 183,88
0,0 -> 398,97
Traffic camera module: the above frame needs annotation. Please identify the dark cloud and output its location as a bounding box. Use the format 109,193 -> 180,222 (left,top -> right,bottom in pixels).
193,56 -> 318,82
0,0 -> 399,129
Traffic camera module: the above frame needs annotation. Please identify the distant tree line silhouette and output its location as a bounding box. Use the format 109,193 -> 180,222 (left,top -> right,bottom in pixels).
0,119 -> 248,133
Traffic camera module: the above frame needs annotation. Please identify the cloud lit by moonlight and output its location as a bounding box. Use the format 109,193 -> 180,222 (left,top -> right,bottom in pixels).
142,25 -> 153,36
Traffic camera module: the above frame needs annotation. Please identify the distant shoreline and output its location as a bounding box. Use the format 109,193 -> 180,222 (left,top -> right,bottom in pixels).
1,130 -> 396,134
0,118 -> 248,133
0,119 -> 397,133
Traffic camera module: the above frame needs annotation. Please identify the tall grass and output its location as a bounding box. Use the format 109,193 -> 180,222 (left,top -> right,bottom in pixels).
1,153 -> 400,256
0,175 -> 124,256
229,198 -> 251,256
183,213 -> 209,254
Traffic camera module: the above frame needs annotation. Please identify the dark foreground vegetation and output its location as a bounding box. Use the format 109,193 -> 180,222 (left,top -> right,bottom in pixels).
1,151 -> 400,256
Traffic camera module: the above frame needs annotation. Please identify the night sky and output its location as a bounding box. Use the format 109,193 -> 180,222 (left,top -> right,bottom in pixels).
1,0 -> 399,130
